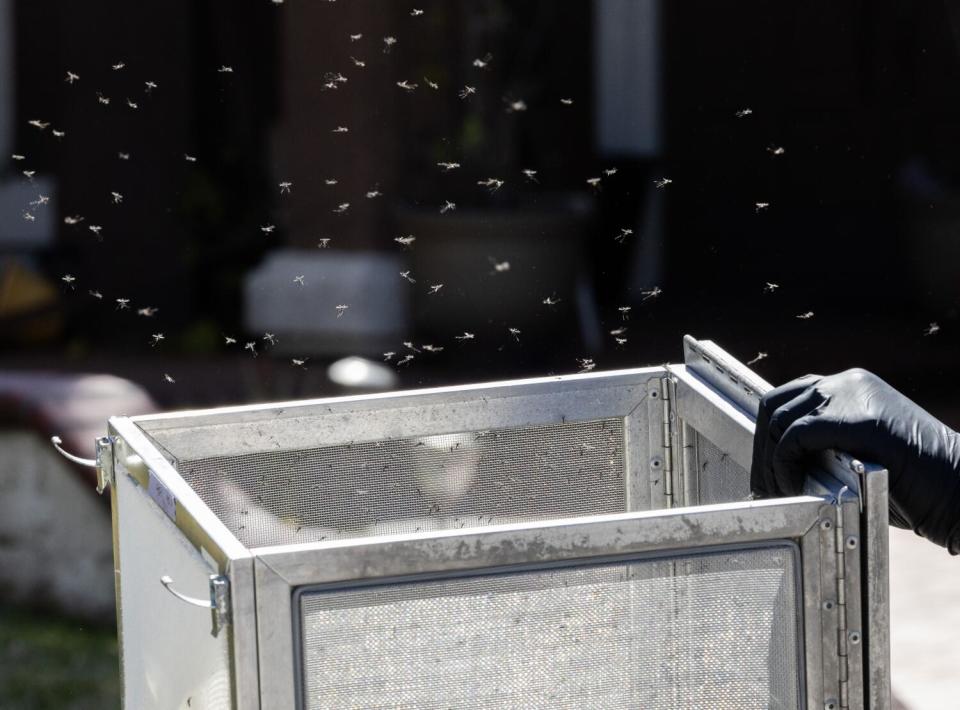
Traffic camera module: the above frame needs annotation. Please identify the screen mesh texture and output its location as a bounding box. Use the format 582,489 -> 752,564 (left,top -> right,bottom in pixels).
298,545 -> 801,709
696,431 -> 752,505
179,418 -> 627,548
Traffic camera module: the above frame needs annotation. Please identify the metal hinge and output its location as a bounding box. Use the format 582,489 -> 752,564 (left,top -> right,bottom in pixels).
833,488 -> 853,710
660,376 -> 676,508
50,435 -> 115,495
161,573 -> 231,637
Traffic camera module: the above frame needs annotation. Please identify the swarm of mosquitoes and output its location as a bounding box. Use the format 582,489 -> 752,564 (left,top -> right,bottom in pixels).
22,2 -> 941,393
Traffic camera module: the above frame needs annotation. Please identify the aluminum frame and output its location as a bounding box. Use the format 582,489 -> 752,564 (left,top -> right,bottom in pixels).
102,336 -> 891,710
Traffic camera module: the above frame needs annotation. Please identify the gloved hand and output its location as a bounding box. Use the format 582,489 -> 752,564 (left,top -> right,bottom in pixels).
751,368 -> 960,553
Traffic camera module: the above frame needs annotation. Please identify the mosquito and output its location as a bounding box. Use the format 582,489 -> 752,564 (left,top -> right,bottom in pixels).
578,358 -> 597,373
111,191 -> 123,204
150,333 -> 165,346
428,284 -> 443,294
118,152 -> 130,160
52,129 -> 65,138
350,33 -> 363,41
411,8 -> 424,16
64,215 -> 83,225
279,181 -> 292,194
137,306 -> 158,317
400,270 -> 416,283
184,154 -> 197,162
653,177 -> 672,188
88,225 -> 103,238
543,294 -> 561,306
522,169 -> 538,183
440,200 -> 456,214
492,260 -> 510,273
293,275 -> 306,286
437,162 -> 460,171
260,224 -> 275,234
506,99 -> 527,113
604,168 -> 619,177
96,93 -> 110,105
455,332 -> 475,341
422,344 -> 444,353
560,98 -> 573,105
11,154 -> 24,160
22,170 -> 35,180
640,286 -> 662,301
126,99 -> 138,110
333,203 -> 350,214
263,332 -> 278,345
332,126 -> 349,133
508,327 -> 521,342
89,290 -> 103,299
112,61 -> 125,71
755,202 -> 770,212
291,358 -> 308,369
366,190 -> 382,199
735,108 -> 753,118
163,373 -> 176,384
224,335 -> 237,345
747,352 -> 768,365
768,145 -> 785,156
924,322 -> 940,336
459,85 -> 476,99
28,120 -> 49,130
614,227 -> 633,243
764,282 -> 780,293
65,71 -> 80,84
244,342 -> 257,357
397,80 -> 417,92
350,56 -> 366,68
394,235 -> 416,248
473,53 -> 493,69
335,304 -> 349,318
218,65 -> 234,73
115,298 -> 130,310
586,177 -> 602,190
397,354 -> 415,366
610,327 -> 627,336
478,178 -> 504,192
317,238 -> 331,248
324,178 -> 338,186
618,306 -> 631,320
796,311 -> 815,320
615,337 -> 628,346
403,341 -> 421,352
144,81 -> 158,92
29,194 -> 50,207
383,36 -> 397,52
22,211 -> 35,222
383,351 -> 396,362
424,77 -> 439,90
61,274 -> 76,288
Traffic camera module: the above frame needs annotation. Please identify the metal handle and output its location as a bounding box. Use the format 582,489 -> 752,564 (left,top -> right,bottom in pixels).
160,575 -> 214,609
50,435 -> 97,467
160,574 -> 231,637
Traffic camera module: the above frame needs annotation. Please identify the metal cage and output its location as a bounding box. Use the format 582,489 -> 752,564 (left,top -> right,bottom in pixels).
95,335 -> 890,709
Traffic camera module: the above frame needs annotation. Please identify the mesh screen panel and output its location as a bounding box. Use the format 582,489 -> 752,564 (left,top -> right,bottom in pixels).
298,545 -> 801,710
696,431 -> 752,505
178,419 -> 626,548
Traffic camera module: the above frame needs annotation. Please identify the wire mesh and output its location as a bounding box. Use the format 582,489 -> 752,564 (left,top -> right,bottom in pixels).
178,418 -> 627,548
695,431 -> 752,505
298,545 -> 801,710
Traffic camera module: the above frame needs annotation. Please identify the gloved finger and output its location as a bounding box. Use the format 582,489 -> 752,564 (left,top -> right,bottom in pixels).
771,413 -> 839,496
750,374 -> 822,497
762,387 -> 829,495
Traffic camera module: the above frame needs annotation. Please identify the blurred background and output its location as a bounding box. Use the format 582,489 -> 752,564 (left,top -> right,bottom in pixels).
1,0 -> 959,707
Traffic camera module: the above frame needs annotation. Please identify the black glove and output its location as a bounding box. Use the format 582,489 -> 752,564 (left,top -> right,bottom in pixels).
751,368 -> 960,553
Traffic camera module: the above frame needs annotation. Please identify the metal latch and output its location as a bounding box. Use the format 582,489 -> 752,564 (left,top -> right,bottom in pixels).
50,435 -> 115,494
161,574 -> 231,637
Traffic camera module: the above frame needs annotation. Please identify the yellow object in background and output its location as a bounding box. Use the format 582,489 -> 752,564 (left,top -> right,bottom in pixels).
0,259 -> 62,343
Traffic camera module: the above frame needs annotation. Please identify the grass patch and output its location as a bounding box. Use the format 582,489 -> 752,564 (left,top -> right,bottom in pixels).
0,605 -> 119,710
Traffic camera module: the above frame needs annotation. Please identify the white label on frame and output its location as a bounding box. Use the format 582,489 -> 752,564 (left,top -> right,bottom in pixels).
147,469 -> 177,521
